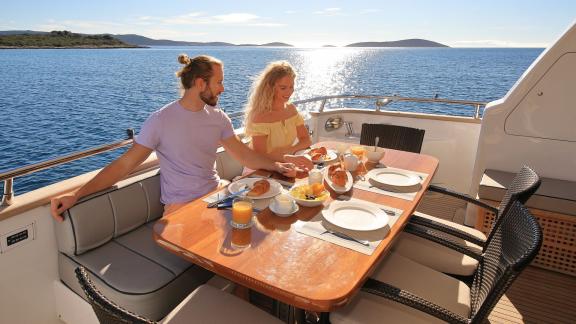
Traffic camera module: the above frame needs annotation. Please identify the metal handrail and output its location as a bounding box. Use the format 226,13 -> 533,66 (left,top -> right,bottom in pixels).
227,94 -> 487,121
1,129 -> 135,206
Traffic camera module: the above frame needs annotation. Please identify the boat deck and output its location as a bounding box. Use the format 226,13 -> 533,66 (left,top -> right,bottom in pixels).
489,266 -> 576,324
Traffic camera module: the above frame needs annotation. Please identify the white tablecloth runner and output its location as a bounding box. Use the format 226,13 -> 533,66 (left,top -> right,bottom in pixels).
295,197 -> 403,255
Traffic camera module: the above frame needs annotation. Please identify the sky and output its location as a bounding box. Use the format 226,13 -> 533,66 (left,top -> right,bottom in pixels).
1,0 -> 575,47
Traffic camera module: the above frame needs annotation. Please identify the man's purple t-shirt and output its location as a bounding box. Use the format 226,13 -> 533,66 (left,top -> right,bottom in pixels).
136,101 -> 235,204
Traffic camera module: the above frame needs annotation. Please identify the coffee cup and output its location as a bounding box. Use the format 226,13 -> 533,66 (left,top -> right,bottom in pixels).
274,194 -> 296,214
343,153 -> 359,171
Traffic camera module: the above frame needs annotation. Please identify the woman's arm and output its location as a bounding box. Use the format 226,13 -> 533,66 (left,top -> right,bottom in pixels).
251,134 -> 312,170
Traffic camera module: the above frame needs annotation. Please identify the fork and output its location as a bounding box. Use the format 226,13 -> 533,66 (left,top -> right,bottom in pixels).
320,230 -> 370,246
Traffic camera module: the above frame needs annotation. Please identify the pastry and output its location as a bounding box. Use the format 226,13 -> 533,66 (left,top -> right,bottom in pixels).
247,179 -> 270,197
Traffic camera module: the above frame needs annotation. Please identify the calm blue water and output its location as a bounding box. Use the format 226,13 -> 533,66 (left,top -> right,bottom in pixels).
0,47 -> 543,195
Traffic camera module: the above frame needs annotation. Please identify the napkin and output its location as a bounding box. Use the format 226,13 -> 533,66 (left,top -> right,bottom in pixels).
295,198 -> 402,255
202,187 -> 280,211
354,166 -> 428,201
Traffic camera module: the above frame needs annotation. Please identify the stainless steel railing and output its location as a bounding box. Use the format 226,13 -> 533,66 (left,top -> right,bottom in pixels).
1,94 -> 487,206
1,129 -> 135,206
227,94 -> 487,121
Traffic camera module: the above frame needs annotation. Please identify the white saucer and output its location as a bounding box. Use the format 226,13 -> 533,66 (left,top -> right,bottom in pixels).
269,200 -> 299,217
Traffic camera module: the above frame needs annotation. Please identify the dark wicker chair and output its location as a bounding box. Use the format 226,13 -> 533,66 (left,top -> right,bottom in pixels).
345,201 -> 542,324
75,267 -> 156,324
359,123 -> 425,153
407,165 -> 540,256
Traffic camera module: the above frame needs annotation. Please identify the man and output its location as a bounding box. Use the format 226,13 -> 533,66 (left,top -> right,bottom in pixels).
51,54 -> 311,220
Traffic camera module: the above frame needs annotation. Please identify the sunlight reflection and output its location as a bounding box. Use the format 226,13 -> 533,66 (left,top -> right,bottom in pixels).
290,48 -> 366,101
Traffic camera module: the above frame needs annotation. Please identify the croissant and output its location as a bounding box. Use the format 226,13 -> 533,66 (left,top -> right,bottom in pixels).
311,152 -> 324,161
331,170 -> 348,187
247,179 -> 270,197
309,147 -> 328,156
328,164 -> 341,176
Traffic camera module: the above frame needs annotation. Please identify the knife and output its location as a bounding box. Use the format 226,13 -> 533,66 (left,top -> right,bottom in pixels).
321,230 -> 370,246
207,186 -> 250,208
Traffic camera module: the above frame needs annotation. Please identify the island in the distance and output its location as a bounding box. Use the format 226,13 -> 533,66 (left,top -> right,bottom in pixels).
0,31 -> 142,49
114,34 -> 294,47
346,39 -> 448,47
0,30 -> 449,48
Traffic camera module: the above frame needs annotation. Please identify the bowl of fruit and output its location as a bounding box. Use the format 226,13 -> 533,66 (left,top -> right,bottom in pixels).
289,183 -> 329,207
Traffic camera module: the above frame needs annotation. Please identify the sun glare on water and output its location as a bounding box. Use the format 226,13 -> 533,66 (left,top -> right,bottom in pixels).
289,48 -> 366,101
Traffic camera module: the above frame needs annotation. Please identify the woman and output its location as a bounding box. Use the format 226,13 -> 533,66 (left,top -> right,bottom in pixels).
244,61 -> 312,161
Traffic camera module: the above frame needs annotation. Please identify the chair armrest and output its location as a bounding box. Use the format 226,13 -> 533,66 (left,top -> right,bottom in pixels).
361,278 -> 469,324
428,185 -> 499,214
404,223 -> 482,260
409,216 -> 486,247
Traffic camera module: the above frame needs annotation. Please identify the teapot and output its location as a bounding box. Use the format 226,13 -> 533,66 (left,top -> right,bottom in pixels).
343,153 -> 359,171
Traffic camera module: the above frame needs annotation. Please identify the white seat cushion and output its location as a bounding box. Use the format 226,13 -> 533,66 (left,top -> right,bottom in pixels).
332,253 -> 470,324
392,211 -> 485,276
393,231 -> 481,276
162,285 -> 283,324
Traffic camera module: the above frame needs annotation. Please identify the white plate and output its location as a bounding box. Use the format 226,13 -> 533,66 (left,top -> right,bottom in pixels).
323,201 -> 389,231
297,148 -> 338,164
269,200 -> 299,217
323,168 -> 353,194
366,169 -> 421,188
228,178 -> 282,199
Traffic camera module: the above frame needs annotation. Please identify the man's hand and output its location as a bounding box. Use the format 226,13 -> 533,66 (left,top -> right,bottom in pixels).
273,162 -> 299,178
284,154 -> 313,171
50,193 -> 79,222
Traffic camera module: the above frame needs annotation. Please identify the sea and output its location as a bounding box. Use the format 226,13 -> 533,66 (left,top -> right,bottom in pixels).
0,47 -> 543,195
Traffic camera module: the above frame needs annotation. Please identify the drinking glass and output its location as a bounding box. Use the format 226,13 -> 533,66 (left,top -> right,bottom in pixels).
231,228 -> 252,249
336,143 -> 348,156
231,197 -> 253,229
308,169 -> 323,185
350,145 -> 366,159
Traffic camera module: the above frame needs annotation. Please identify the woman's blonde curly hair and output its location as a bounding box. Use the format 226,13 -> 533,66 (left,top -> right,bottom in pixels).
243,61 -> 296,130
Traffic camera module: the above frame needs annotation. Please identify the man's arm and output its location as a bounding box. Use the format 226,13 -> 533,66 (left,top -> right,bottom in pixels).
221,135 -> 307,175
50,143 -> 153,221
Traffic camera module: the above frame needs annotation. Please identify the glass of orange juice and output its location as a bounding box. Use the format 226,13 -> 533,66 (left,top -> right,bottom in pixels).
231,197 -> 253,229
231,228 -> 252,249
350,145 -> 366,159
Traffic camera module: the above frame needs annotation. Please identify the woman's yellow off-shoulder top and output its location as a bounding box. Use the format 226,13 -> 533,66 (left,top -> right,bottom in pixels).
245,113 -> 305,153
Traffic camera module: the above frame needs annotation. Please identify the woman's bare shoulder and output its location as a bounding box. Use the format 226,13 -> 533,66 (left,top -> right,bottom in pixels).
287,104 -> 300,118
252,111 -> 279,123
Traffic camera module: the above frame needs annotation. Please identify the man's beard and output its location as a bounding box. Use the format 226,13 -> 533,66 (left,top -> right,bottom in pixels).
200,87 -> 218,106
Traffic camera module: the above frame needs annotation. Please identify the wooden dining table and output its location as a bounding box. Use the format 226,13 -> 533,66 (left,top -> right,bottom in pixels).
153,141 -> 439,314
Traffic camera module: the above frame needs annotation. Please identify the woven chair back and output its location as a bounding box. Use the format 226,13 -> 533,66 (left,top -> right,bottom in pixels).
470,201 -> 543,323
75,267 -> 156,324
359,123 -> 425,153
486,166 -> 541,247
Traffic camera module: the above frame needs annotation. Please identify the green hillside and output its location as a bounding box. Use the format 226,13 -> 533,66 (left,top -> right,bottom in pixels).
0,31 -> 142,48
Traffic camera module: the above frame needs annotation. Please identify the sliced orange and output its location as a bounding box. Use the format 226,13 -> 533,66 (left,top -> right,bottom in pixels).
311,183 -> 325,196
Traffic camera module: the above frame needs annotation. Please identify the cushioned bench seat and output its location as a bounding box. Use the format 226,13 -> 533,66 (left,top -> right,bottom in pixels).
479,169 -> 576,216
54,172 -> 213,320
